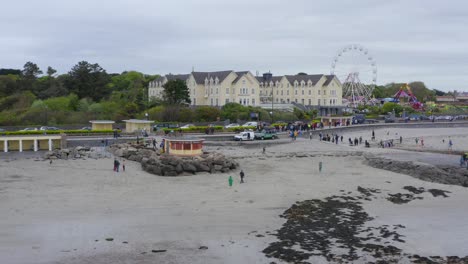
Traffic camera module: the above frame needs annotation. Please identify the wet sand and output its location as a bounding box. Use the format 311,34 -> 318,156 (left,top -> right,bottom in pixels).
1,127 -> 468,263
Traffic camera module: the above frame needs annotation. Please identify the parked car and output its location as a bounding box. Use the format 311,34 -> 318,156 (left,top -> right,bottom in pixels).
242,121 -> 258,127
225,123 -> 240,129
153,123 -> 179,131
254,130 -> 278,140
234,131 -> 255,141
80,126 -> 92,130
0,128 -> 5,132
40,126 -> 61,131
20,127 -> 38,131
180,124 -> 195,129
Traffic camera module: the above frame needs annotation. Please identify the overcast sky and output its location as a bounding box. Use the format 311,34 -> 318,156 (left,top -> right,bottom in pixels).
2,0 -> 467,91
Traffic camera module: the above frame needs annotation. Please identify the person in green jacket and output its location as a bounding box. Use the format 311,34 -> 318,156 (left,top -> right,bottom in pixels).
228,176 -> 233,187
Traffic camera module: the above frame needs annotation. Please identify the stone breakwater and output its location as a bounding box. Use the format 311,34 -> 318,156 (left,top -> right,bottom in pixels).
43,146 -> 109,160
364,155 -> 468,187
109,143 -> 239,176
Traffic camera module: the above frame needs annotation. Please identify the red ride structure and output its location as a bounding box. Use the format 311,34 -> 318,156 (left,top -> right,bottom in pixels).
393,83 -> 423,110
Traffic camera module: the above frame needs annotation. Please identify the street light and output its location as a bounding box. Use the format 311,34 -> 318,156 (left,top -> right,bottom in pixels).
145,112 -> 149,120
270,111 -> 273,124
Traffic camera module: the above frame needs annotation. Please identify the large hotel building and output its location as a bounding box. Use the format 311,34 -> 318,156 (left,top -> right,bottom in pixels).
148,71 -> 344,115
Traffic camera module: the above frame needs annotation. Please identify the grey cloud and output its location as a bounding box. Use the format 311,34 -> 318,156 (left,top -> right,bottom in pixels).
1,0 -> 467,91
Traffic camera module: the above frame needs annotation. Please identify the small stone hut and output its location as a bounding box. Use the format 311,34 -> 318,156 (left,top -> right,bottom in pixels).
163,137 -> 204,156
89,120 -> 115,130
123,119 -> 154,133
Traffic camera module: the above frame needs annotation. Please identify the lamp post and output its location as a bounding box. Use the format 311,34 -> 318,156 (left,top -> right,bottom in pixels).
271,84 -> 274,124
145,112 -> 149,120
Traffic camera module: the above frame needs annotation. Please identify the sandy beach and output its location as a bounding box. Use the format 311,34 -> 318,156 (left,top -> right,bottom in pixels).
1,126 -> 468,263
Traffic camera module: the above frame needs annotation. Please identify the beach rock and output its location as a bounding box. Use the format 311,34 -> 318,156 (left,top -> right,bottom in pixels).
114,149 -> 124,157
182,163 -> 197,173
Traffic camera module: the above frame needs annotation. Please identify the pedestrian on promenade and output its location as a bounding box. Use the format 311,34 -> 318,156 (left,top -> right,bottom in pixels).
122,160 -> 126,172
240,170 -> 245,183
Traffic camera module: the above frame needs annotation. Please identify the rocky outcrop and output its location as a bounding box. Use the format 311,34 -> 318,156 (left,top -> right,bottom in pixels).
109,143 -> 239,176
43,146 -> 108,160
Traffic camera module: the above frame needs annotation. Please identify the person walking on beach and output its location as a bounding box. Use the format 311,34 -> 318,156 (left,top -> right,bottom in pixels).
400,136 -> 402,144
359,136 -> 362,145
448,139 -> 453,151
240,170 -> 245,183
341,135 -> 343,142
122,160 -> 126,172
415,138 -> 419,144
115,159 -> 120,172
420,137 -> 424,147
113,159 -> 118,171
371,130 -> 375,141
309,131 -> 312,140
152,138 -> 157,150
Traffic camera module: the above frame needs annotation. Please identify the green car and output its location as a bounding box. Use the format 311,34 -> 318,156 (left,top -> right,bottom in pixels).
254,130 -> 278,140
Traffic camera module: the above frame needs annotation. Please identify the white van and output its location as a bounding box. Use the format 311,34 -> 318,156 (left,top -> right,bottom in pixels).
242,121 -> 258,127
234,131 -> 255,141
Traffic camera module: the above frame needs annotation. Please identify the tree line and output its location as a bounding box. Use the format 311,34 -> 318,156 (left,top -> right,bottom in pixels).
0,61 -> 159,126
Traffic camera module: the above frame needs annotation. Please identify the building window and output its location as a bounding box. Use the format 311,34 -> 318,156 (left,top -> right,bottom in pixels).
276,98 -> 279,102
211,98 -> 213,105
225,99 -> 229,104
252,99 -> 255,105
295,99 -> 298,103
239,99 -> 242,104
287,83 -> 290,88
308,99 -> 311,105
295,90 -> 297,95
318,99 -> 321,105
287,99 -> 290,103
193,98 -> 196,105
247,99 -> 249,105
308,90 -> 311,95
242,80 -> 246,85
216,88 -> 218,94
226,88 -> 229,94
276,90 -> 279,95
318,90 -> 321,95
211,88 -> 213,94
281,90 -> 283,95
323,90 -> 326,95
302,90 -> 304,95
216,98 -> 219,105
287,90 -> 289,95
243,99 -> 246,105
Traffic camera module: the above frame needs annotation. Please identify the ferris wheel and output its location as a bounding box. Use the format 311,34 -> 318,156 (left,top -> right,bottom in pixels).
330,44 -> 377,107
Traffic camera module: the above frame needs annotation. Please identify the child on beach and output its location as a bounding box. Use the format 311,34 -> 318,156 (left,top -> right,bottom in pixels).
122,160 -> 126,172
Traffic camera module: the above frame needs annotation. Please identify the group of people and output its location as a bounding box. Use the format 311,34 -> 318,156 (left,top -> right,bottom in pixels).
319,133 -> 342,144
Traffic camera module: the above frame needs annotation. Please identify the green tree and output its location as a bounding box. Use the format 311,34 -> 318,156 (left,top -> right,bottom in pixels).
22,61 -> 42,79
381,102 -> 403,115
64,61 -> 111,101
194,106 -> 220,122
46,66 -> 57,77
162,79 -> 191,105
0,75 -> 20,97
221,103 -> 248,121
